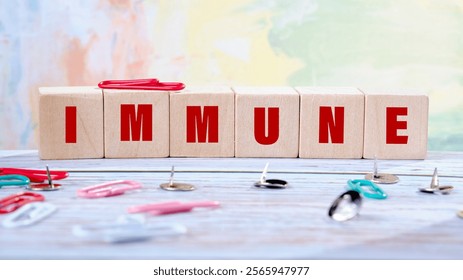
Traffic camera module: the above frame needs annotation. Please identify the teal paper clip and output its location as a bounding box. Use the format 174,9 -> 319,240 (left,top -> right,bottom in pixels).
0,175 -> 30,188
347,179 -> 387,200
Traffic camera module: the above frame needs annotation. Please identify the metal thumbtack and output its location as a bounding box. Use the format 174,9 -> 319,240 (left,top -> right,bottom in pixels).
418,168 -> 454,195
328,190 -> 362,222
160,166 -> 195,191
254,163 -> 288,189
26,165 -> 62,191
364,157 -> 399,184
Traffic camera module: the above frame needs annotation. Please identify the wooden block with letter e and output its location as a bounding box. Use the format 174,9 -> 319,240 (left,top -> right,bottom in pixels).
296,87 -> 364,158
234,87 -> 299,157
39,87 -> 104,159
170,86 -> 234,157
103,89 -> 169,158
362,89 -> 428,159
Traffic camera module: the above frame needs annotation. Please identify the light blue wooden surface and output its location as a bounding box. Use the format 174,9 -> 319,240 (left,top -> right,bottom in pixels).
1,151 -> 462,259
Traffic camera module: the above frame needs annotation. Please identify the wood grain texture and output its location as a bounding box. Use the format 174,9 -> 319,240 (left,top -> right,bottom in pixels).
1,150 -> 462,259
39,87 -> 104,160
296,87 -> 364,159
103,89 -> 169,158
362,89 -> 428,159
170,86 -> 234,157
233,87 -> 299,158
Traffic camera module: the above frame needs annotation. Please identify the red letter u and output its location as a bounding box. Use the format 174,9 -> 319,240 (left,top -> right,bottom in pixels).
254,107 -> 279,145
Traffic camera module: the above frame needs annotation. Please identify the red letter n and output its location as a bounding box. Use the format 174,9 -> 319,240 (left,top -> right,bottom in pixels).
254,107 -> 279,145
65,106 -> 77,143
120,104 -> 153,141
319,106 -> 344,144
386,107 -> 408,144
186,106 -> 219,143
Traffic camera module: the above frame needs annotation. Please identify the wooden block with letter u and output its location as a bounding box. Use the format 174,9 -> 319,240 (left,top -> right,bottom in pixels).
38,87 -> 104,159
234,87 -> 300,157
170,86 -> 234,157
296,87 -> 364,158
103,89 -> 169,158
362,89 -> 428,159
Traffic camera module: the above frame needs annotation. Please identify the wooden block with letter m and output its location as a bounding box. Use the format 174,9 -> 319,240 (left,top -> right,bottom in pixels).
103,89 -> 169,158
170,86 -> 234,157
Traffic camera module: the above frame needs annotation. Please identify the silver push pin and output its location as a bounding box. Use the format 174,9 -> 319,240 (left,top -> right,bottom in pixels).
160,166 -> 195,191
364,157 -> 399,184
254,163 -> 288,189
418,168 -> 454,195
328,190 -> 362,222
27,165 -> 62,191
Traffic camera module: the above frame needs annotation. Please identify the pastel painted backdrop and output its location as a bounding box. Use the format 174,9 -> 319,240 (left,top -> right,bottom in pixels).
1,0 -> 462,150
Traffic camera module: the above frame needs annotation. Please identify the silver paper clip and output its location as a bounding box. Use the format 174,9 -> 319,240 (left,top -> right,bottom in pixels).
364,157 -> 399,184
254,163 -> 288,189
2,202 -> 57,228
160,166 -> 195,191
72,215 -> 187,243
419,168 -> 454,195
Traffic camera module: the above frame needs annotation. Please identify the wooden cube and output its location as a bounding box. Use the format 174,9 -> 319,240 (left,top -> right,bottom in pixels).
39,87 -> 104,159
170,86 -> 234,157
362,89 -> 428,159
103,89 -> 169,158
234,87 -> 299,157
296,87 -> 364,158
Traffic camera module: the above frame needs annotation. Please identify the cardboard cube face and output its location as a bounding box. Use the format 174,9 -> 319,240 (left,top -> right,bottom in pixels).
103,89 -> 170,158
233,87 -> 300,158
297,87 -> 364,159
362,89 -> 428,159
39,87 -> 104,159
170,86 -> 235,157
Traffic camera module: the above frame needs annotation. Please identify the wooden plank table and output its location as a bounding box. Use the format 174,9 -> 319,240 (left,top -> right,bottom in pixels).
1,150 -> 462,259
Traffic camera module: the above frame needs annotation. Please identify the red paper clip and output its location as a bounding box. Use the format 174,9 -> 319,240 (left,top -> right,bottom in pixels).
0,192 -> 45,214
98,78 -> 185,91
0,167 -> 69,183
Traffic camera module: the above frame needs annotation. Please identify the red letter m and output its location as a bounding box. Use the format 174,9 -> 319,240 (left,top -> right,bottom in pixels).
186,106 -> 219,143
120,104 -> 153,141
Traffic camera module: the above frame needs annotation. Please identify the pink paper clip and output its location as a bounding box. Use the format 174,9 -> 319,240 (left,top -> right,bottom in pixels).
77,180 -> 142,198
98,78 -> 185,91
127,201 -> 220,216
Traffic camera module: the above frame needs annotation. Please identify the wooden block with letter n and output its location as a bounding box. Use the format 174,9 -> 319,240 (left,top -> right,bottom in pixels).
296,87 -> 364,158
39,87 -> 104,159
234,87 -> 299,158
104,89 -> 169,158
170,86 -> 234,157
362,89 -> 428,159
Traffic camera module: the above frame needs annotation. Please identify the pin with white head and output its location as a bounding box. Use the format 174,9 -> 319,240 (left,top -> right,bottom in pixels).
419,168 -> 454,195
160,166 -> 195,191
254,163 -> 288,189
27,165 -> 62,191
364,156 -> 399,184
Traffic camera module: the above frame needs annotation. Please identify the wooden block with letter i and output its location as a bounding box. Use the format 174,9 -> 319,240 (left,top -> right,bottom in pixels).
296,87 -> 364,158
234,87 -> 299,157
362,89 -> 428,159
170,86 -> 234,157
104,89 -> 169,158
38,87 -> 104,159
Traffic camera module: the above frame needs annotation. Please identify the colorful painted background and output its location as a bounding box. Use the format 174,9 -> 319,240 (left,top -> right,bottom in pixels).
1,0 -> 462,151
